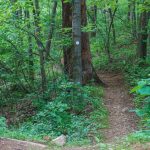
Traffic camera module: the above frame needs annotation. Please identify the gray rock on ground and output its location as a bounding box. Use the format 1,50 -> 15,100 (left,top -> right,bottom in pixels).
52,135 -> 66,146
0,137 -> 47,150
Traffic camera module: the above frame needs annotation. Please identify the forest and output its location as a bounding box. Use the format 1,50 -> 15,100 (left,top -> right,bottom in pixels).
0,0 -> 150,149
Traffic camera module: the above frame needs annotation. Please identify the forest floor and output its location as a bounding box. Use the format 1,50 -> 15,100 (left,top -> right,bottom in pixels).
0,72 -> 146,150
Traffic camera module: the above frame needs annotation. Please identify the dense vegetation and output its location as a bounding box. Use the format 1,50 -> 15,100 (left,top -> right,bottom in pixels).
0,0 -> 150,147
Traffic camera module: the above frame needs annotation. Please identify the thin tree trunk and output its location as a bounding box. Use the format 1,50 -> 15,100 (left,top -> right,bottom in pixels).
45,0 -> 57,60
33,0 -> 46,92
132,1 -> 137,38
25,9 -> 34,84
128,0 -> 131,21
109,8 -> 116,44
105,0 -> 118,62
128,0 -> 137,39
90,5 -> 97,37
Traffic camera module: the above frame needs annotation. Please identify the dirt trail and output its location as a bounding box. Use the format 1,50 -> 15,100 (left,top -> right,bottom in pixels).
99,72 -> 138,142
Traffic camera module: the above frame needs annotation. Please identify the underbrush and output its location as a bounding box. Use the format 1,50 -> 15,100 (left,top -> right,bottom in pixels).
131,78 -> 150,133
0,77 -> 108,145
111,131 -> 150,150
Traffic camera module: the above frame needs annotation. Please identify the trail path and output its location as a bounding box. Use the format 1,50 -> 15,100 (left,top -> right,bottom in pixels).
0,72 -> 138,150
99,72 -> 138,142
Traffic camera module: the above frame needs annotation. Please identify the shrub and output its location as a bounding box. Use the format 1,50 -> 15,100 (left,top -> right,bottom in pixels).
132,78 -> 150,130
0,117 -> 7,134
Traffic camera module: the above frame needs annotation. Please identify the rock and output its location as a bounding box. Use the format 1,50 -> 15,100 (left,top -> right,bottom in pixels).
0,137 -> 47,150
52,135 -> 66,146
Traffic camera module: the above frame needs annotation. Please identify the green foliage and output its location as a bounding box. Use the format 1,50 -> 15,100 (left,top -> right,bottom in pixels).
132,78 -> 150,130
0,117 -> 7,134
21,100 -> 71,137
19,83 -> 107,142
0,80 -> 108,143
0,116 -> 43,141
124,59 -> 150,86
132,78 -> 150,95
0,0 -> 149,146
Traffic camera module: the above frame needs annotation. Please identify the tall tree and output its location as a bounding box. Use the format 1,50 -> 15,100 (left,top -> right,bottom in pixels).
62,0 -> 73,78
24,9 -> 34,84
105,0 -> 118,62
62,0 -> 103,85
108,8 -> 116,44
128,0 -> 137,38
33,0 -> 46,92
81,0 -> 93,84
137,11 -> 149,59
90,5 -> 97,37
72,0 -> 82,83
45,0 -> 58,60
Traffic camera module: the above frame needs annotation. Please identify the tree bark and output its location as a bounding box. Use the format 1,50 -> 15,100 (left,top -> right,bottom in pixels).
62,0 -> 104,85
62,0 -> 73,78
81,0 -> 93,84
72,0 -> 82,83
137,11 -> 149,59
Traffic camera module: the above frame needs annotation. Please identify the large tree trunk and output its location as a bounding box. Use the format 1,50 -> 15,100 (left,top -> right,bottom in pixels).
62,0 -> 73,78
72,0 -> 82,83
62,0 -> 104,85
81,0 -> 93,84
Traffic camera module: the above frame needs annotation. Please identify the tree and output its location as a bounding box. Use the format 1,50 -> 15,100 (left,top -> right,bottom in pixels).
105,0 -> 118,62
90,5 -> 97,37
72,0 -> 82,83
81,0 -> 93,84
128,0 -> 137,39
137,11 -> 149,59
45,0 -> 58,60
33,0 -> 46,92
24,8 -> 34,84
62,0 -> 103,85
62,0 -> 73,78
109,8 -> 116,44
